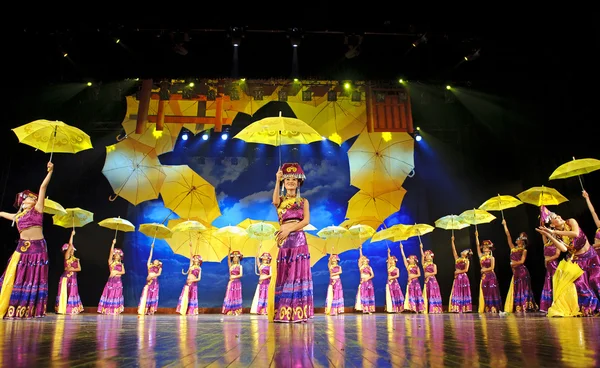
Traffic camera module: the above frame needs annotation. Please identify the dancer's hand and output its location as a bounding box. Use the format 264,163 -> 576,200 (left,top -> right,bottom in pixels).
112,239 -> 117,245
72,230 -> 76,236
276,169 -> 283,182
582,190 -> 589,199
276,229 -> 290,243
47,162 -> 54,172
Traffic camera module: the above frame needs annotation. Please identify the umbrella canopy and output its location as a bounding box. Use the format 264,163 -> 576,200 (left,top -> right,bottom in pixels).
346,188 -> 406,222
53,207 -> 94,229
549,158 -> 600,180
42,197 -> 67,216
98,216 -> 135,232
434,215 -> 470,236
459,209 -> 496,226
348,224 -> 376,240
139,223 -> 173,240
11,119 -> 93,161
160,165 -> 221,224
102,139 -> 166,205
347,130 -> 414,195
171,220 -> 207,233
233,111 -> 323,146
120,119 -> 182,156
339,216 -> 384,232
479,194 -> 523,220
371,224 -> 411,243
166,218 -> 228,262
517,186 -> 568,207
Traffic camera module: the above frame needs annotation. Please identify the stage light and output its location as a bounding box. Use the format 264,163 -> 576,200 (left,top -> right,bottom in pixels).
399,79 -> 404,83
201,133 -> 209,141
229,27 -> 244,47
115,38 -> 120,44
63,52 -> 68,58
416,126 -> 421,130
221,133 -> 228,140
189,82 -> 195,87
344,83 -> 351,89
446,85 -> 452,90
416,135 -> 422,142
293,78 -> 299,82
321,136 -> 326,140
182,133 -> 189,141
288,28 -> 303,47
87,82 -> 92,86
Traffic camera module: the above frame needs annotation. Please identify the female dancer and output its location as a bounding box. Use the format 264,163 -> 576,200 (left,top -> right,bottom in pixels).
475,232 -> 502,313
250,252 -> 272,315
536,206 -> 598,316
449,236 -> 473,313
420,243 -> 442,313
222,249 -> 243,315
385,248 -> 404,313
539,226 -> 561,314
137,244 -> 162,315
0,161 -> 53,319
355,246 -> 375,314
502,219 -> 538,313
582,191 -> 600,295
269,163 -> 314,323
324,254 -> 344,316
400,243 -> 425,313
176,243 -> 202,315
98,239 -> 125,315
55,230 -> 84,315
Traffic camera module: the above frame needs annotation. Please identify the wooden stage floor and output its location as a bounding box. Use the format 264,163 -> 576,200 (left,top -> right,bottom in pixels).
1,313 -> 598,367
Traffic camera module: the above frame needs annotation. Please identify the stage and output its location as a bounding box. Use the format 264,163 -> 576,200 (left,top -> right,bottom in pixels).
1,313 -> 598,367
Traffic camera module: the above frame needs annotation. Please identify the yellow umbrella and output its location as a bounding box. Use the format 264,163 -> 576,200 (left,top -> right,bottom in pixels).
247,222 -> 277,240
317,225 -> 350,254
346,188 -> 406,222
459,208 -> 496,231
43,197 -> 67,216
233,111 -> 323,165
434,215 -> 470,236
102,139 -> 166,205
139,223 -> 173,244
52,208 -> 94,229
288,98 -> 367,145
549,157 -> 600,190
160,165 -> 221,224
517,186 -> 568,207
398,223 -> 435,242
371,224 -> 411,243
171,220 -> 207,233
214,225 -> 248,251
11,119 -> 93,163
166,219 -> 227,262
119,119 -> 182,156
98,216 -> 135,240
348,224 -> 376,240
339,216 -> 384,231
479,194 -> 523,220
347,130 -> 414,195
303,224 -> 317,231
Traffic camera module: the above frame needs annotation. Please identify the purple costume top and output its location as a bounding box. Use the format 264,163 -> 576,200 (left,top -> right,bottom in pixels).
15,208 -> 43,233
148,265 -> 161,275
277,196 -> 305,223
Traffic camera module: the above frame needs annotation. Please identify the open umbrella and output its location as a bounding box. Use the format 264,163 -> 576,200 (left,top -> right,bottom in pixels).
345,188 -> 406,222
317,225 -> 350,254
139,223 -> 173,246
459,208 -> 496,232
371,224 -> 411,244
53,207 -> 94,230
549,157 -> 600,190
98,216 -> 135,241
42,197 -> 67,216
434,215 -> 470,236
11,119 -> 93,164
159,165 -> 221,224
233,111 -> 323,166
347,130 -> 414,195
118,119 -> 182,156
517,186 -> 568,207
479,194 -> 523,220
102,139 -> 166,205
166,219 -> 228,262
398,223 -> 435,243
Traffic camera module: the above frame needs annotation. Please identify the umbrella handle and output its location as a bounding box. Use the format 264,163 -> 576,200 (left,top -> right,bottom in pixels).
278,131 -> 282,168
48,125 -> 57,168
500,209 -> 505,220
578,175 -> 585,191
108,193 -> 119,202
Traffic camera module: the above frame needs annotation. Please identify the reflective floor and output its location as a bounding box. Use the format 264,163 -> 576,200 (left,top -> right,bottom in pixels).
1,313 -> 598,367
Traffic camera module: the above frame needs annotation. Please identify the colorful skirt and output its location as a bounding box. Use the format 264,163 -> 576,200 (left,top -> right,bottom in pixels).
570,249 -> 599,315
274,231 -> 314,322
424,276 -> 443,313
572,247 -> 600,312
97,276 -> 124,315
478,271 -> 502,313
137,278 -> 160,315
325,278 -> 344,315
222,279 -> 243,315
547,260 -> 587,317
355,279 -> 375,313
540,260 -> 558,313
504,265 -> 538,313
176,281 -> 199,315
385,279 -> 404,313
449,274 -> 472,313
0,239 -> 48,319
250,279 -> 270,315
404,278 -> 425,313
55,271 -> 84,315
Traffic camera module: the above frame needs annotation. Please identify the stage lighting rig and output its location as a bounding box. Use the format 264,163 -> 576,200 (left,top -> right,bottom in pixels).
229,26 -> 244,47
288,28 -> 303,47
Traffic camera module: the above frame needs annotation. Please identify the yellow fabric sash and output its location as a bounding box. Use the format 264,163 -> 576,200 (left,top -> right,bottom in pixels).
355,286 -> 362,310
250,283 -> 261,314
385,284 -> 392,312
0,252 -> 22,318
58,277 -> 68,314
423,283 -> 429,314
478,279 -> 485,313
403,282 -> 411,310
504,276 -> 515,312
137,285 -> 149,315
325,284 -> 334,315
179,285 -> 189,315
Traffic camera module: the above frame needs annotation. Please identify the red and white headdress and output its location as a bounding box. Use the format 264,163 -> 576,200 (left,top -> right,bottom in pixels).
281,163 -> 306,182
14,190 -> 38,209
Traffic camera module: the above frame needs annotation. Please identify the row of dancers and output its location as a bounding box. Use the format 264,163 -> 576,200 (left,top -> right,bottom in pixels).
1,162 -> 599,320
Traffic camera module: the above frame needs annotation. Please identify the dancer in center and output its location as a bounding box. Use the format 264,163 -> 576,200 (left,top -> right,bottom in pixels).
98,239 -> 125,315
55,230 -> 84,315
502,219 -> 538,313
137,243 -> 162,315
222,249 -> 243,316
324,254 -> 344,316
420,243 -> 443,313
250,252 -> 272,315
269,163 -> 314,323
475,232 -> 502,313
385,248 -> 404,313
400,243 -> 425,313
449,236 -> 473,313
176,243 -> 202,316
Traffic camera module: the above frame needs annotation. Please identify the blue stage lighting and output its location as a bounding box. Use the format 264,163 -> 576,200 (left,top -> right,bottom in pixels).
221,133 -> 228,140
182,133 -> 189,141
415,134 -> 422,142
202,133 -> 209,141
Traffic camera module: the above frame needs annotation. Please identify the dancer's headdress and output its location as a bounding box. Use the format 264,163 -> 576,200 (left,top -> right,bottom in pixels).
14,190 -> 38,209
281,163 -> 306,183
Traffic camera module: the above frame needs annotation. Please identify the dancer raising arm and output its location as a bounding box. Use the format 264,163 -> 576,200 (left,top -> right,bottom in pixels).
420,243 -> 442,313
